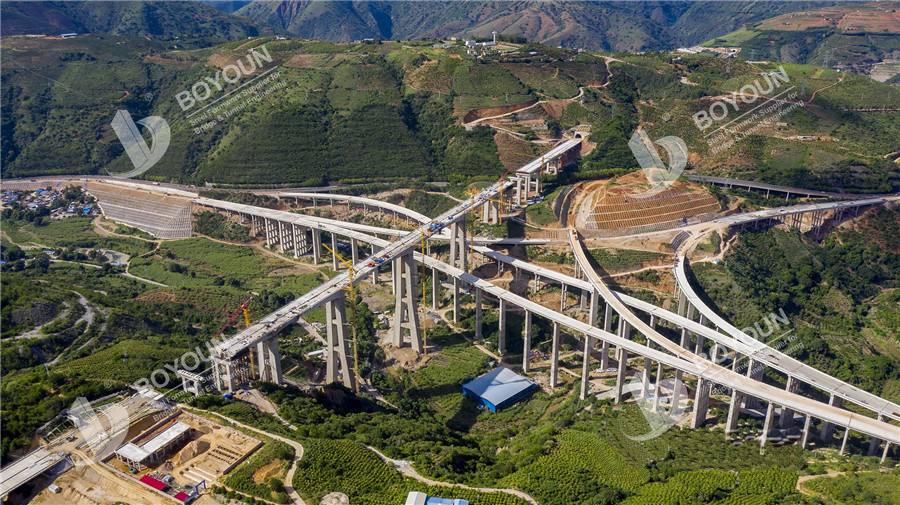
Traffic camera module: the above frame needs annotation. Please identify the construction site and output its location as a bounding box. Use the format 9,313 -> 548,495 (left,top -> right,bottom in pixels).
26,408 -> 260,505
571,172 -> 722,237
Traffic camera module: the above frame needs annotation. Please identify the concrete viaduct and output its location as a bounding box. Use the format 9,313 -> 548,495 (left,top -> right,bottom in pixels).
17,135 -> 896,461
188,142 -> 899,462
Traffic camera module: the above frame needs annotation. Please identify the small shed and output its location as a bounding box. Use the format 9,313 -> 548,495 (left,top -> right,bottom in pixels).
462,367 -> 537,413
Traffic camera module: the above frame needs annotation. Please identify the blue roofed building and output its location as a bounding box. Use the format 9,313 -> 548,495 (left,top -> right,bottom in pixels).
405,491 -> 469,505
461,367 -> 537,413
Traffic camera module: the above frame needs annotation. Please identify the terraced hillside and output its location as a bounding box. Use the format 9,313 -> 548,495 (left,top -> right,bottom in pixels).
3,35 -> 898,193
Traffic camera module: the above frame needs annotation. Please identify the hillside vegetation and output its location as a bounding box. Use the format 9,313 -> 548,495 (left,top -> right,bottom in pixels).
4,35 -> 898,192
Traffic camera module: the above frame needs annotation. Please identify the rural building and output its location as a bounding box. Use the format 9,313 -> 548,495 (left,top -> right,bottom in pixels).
114,421 -> 192,470
462,367 -> 537,413
405,491 -> 470,505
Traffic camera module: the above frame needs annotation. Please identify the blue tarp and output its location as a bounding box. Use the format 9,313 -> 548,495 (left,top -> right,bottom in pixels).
462,367 -> 537,412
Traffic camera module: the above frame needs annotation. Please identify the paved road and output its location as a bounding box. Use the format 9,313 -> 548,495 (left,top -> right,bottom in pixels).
366,446 -> 538,505
186,406 -> 307,505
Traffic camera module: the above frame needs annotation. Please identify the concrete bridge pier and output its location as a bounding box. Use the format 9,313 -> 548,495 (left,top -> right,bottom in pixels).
482,200 -> 500,225
255,336 -> 282,385
312,230 -> 322,264
839,427 -> 851,456
580,331 -> 594,400
671,371 -> 684,411
522,309 -> 532,372
550,322 -> 560,389
869,416 -> 885,456
726,390 -> 745,434
641,356 -> 652,400
264,218 -> 276,247
600,303 -> 613,370
760,402 -> 775,449
370,245 -> 378,284
431,267 -> 440,310
330,233 -> 339,270
453,278 -> 461,323
212,358 -> 236,393
800,415 -> 813,448
474,288 -> 483,340
278,221 -> 290,253
392,253 -> 422,352
820,394 -> 843,441
613,322 -> 631,403
350,238 -> 359,265
449,219 -> 468,272
498,298 -> 508,355
324,294 -> 355,390
692,378 -> 711,428
652,363 -> 664,412
779,376 -> 798,430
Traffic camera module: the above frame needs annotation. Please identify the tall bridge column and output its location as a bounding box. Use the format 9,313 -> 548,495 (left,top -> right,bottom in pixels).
312,230 -> 322,264
882,443 -> 892,465
474,288 -> 483,340
869,416 -> 885,456
641,356 -> 652,399
671,371 -> 684,411
614,347 -> 629,404
779,376 -> 798,430
453,278 -> 462,323
498,298 -> 507,355
550,322 -> 560,389
726,390 -> 745,434
212,358 -> 235,393
264,218 -> 275,247
350,238 -> 359,265
820,394 -> 843,441
261,336 -> 282,385
392,253 -> 422,352
256,341 -> 271,382
652,362 -> 664,412
431,267 -> 440,310
324,294 -> 355,390
280,221 -> 291,253
760,402 -> 775,449
330,233 -> 339,271
449,219 -> 468,273
600,303 -> 613,370
839,427 -> 850,456
580,331 -> 594,400
692,378 -> 711,428
800,415 -> 813,448
522,310 -> 532,372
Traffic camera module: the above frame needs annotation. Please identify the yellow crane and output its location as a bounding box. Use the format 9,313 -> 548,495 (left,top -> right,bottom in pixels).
322,243 -> 361,393
466,186 -> 511,213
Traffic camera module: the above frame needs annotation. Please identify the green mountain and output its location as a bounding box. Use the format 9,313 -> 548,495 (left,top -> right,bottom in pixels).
0,1 -> 260,41
702,3 -> 900,79
2,1 -> 830,52
238,0 -> 830,52
3,35 -> 898,193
